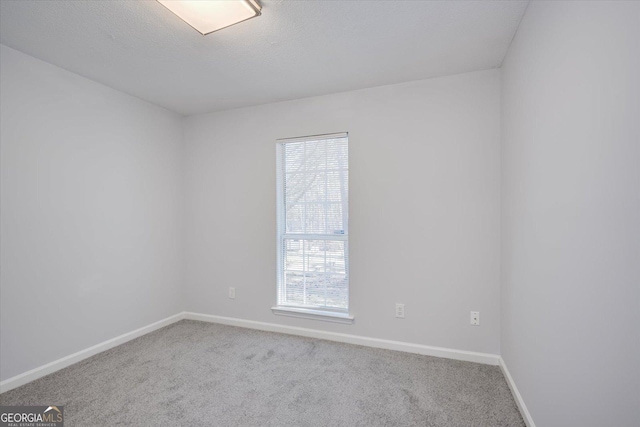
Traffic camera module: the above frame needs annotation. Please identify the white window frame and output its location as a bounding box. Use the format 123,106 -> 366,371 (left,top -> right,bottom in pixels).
272,132 -> 353,324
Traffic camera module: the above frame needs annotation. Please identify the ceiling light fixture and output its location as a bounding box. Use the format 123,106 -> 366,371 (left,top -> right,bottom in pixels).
157,0 -> 262,35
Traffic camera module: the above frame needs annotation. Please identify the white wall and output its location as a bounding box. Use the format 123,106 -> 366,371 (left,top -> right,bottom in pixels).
0,45 -> 184,381
183,69 -> 502,355
501,2 -> 640,426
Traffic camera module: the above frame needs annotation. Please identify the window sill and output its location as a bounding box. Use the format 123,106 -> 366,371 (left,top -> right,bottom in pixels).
271,306 -> 354,324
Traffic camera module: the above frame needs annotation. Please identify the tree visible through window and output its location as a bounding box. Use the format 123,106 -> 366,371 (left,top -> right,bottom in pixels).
276,133 -> 349,313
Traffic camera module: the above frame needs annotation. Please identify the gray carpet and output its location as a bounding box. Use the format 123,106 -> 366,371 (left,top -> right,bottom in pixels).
0,320 -> 525,426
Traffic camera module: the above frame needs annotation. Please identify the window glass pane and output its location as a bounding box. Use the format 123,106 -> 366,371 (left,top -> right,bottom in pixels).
303,273 -> 325,306
326,203 -> 344,235
285,203 -> 304,233
304,240 -> 325,273
325,274 -> 348,309
285,142 -> 304,172
305,140 -> 326,170
305,173 -> 326,202
283,271 -> 305,306
304,203 -> 326,234
325,138 -> 348,170
285,173 -> 305,205
284,239 -> 303,271
325,240 -> 346,274
281,238 -> 347,309
327,170 -> 347,201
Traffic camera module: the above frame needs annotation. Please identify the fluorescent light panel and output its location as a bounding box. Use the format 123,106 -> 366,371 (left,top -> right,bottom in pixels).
158,0 -> 262,35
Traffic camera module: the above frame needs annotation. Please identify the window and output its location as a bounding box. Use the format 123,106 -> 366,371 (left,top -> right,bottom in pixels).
274,133 -> 352,323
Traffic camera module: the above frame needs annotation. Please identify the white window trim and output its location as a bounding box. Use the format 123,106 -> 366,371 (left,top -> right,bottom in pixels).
271,306 -> 354,324
275,132 -> 352,322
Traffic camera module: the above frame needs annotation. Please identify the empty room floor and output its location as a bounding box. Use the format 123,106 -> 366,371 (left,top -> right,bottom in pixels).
0,320 -> 524,426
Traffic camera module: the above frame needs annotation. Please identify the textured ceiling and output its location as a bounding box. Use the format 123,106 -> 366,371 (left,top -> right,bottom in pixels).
0,0 -> 528,116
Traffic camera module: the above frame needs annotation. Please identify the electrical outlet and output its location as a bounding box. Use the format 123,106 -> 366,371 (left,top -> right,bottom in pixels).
470,311 -> 480,326
395,303 -> 405,318
229,287 -> 236,299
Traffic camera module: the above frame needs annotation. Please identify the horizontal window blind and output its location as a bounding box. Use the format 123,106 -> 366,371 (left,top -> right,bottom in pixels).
276,133 -> 349,312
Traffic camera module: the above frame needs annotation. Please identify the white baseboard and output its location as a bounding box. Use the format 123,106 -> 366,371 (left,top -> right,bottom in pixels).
499,357 -> 536,427
0,313 -> 185,394
183,312 -> 500,366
